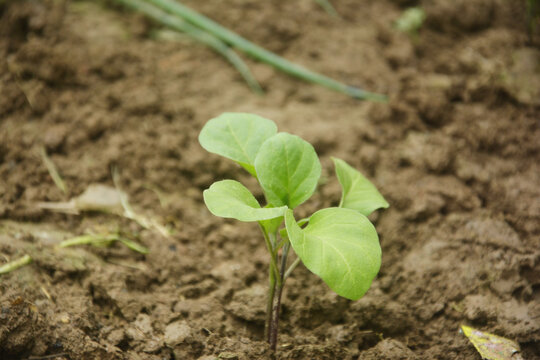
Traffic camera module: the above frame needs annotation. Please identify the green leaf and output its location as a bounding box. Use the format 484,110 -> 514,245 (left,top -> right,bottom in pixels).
255,133 -> 321,209
203,180 -> 287,222
118,237 -> 149,254
333,157 -> 389,216
198,113 -> 277,176
259,212 -> 284,234
285,208 -> 381,300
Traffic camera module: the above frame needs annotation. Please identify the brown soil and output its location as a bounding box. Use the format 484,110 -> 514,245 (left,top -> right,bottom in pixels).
1,0 -> 539,359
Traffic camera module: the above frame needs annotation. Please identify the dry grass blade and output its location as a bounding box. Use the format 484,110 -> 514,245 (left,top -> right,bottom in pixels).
112,167 -> 172,238
40,147 -> 67,194
38,179 -> 172,238
314,0 -> 341,18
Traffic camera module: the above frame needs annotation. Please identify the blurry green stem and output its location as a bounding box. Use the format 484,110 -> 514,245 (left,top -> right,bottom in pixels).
147,0 -> 387,101
268,242 -> 291,351
260,225 -> 279,279
114,0 -> 262,93
0,255 -> 32,275
284,256 -> 301,280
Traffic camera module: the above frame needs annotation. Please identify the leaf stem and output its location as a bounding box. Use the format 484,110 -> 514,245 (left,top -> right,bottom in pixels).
259,225 -> 280,279
279,243 -> 290,286
284,257 -> 301,281
59,234 -> 148,254
274,237 -> 288,252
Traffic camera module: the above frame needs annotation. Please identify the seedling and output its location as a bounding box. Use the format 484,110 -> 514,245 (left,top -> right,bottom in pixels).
199,113 -> 389,351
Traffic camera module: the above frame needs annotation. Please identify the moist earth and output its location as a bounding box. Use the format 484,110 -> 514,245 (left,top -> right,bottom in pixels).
1,0 -> 539,359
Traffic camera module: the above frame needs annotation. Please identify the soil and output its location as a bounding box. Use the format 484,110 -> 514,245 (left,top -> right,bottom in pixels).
1,0 -> 539,359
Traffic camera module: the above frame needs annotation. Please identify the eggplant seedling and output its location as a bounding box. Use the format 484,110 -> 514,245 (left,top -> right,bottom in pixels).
199,113 -> 389,352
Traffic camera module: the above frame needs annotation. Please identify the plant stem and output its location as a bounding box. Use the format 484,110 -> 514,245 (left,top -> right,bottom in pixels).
40,147 -> 67,194
268,242 -> 291,351
269,280 -> 284,352
114,0 -> 262,93
146,0 -> 387,101
260,225 -> 280,344
260,228 -> 300,351
260,225 -> 280,279
280,243 -> 291,283
265,263 -> 276,342
284,256 -> 301,280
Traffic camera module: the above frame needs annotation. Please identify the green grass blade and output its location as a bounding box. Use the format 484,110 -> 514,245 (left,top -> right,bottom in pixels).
0,254 -> 32,275
59,234 -> 147,254
114,0 -> 262,93
118,237 -> 149,254
146,0 -> 387,101
59,234 -> 116,248
314,0 -> 341,18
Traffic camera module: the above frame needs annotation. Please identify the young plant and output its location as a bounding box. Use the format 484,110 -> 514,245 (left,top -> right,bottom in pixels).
395,7 -> 425,40
199,113 -> 389,351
